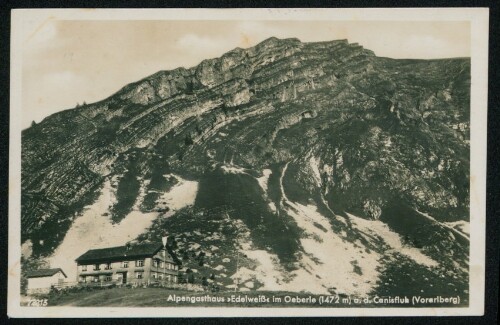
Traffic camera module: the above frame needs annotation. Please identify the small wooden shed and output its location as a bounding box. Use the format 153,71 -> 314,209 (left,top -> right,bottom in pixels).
26,268 -> 67,294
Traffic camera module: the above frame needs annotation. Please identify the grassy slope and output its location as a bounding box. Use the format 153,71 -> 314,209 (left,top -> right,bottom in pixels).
21,43 -> 470,301
37,287 -> 466,307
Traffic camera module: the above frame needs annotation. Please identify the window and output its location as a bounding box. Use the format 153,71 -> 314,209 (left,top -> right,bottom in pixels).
158,274 -> 163,280
122,261 -> 128,268
93,276 -> 99,282
153,260 -> 158,267
105,263 -> 112,270
93,264 -> 100,271
160,261 -> 164,268
136,260 -> 144,267
82,265 -> 87,271
135,272 -> 143,279
152,273 -> 157,279
105,275 -> 112,282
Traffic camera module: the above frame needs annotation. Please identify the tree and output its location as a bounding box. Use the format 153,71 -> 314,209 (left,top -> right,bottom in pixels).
177,272 -> 186,284
184,134 -> 194,146
186,269 -> 195,284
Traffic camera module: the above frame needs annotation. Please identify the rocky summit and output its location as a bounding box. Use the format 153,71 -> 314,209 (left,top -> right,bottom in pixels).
22,37 -> 470,298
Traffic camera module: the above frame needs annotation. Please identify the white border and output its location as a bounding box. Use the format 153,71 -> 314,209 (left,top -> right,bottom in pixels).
8,8 -> 489,318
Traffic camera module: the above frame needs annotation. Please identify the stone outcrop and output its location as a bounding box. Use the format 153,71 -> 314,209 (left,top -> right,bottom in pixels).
22,37 -> 470,282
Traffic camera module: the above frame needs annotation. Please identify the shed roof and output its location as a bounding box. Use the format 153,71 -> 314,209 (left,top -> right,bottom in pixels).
75,242 -> 171,263
26,268 -> 67,278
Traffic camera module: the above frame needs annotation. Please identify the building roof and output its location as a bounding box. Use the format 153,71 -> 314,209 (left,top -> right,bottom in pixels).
75,242 -> 169,263
80,271 -> 114,275
26,268 -> 67,278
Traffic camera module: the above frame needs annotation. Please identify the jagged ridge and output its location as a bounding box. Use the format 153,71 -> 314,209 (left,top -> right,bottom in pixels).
22,37 -> 470,298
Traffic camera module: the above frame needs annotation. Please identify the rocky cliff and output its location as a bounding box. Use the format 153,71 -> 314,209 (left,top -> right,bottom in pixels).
22,37 -> 470,298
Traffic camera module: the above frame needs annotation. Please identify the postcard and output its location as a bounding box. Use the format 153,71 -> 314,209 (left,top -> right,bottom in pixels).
8,8 -> 489,317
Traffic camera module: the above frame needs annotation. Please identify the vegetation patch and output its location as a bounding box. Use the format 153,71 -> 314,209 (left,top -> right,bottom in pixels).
110,152 -> 142,223
194,168 -> 301,266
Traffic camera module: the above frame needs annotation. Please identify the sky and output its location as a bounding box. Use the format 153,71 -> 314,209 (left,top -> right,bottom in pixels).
20,19 -> 470,129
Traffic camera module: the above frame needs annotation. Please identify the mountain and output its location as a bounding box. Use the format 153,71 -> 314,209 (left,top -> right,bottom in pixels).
21,37 -> 470,298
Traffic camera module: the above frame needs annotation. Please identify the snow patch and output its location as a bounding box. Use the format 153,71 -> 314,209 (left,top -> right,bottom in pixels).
275,162 -> 380,295
189,243 -> 201,250
232,186 -> 380,295
244,281 -> 255,288
47,175 -> 198,282
415,209 -> 470,242
309,156 -> 322,185
133,177 -> 149,210
348,213 -> 439,268
47,180 -> 158,281
221,165 -> 247,174
158,175 -> 198,211
234,249 -> 288,292
280,162 -> 291,202
256,169 -> 272,194
445,221 -> 470,236
284,203 -> 381,296
21,240 -> 33,258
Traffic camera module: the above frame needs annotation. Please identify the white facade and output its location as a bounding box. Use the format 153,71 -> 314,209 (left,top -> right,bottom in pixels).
76,251 -> 178,285
27,271 -> 66,294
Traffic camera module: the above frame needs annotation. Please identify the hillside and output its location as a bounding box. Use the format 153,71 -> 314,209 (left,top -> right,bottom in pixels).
21,37 -> 470,299
31,287 -> 466,307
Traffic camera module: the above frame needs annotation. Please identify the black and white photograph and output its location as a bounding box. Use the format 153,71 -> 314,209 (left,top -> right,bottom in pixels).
7,8 -> 489,317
